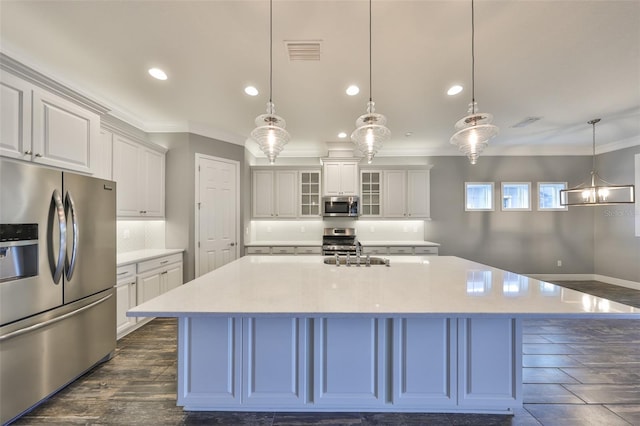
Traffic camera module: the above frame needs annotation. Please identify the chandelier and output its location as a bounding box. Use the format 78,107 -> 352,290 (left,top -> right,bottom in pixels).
351,0 -> 390,164
560,119 -> 635,206
450,0 -> 498,165
251,0 -> 290,164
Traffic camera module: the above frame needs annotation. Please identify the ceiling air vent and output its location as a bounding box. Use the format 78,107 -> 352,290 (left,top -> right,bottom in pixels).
285,40 -> 322,61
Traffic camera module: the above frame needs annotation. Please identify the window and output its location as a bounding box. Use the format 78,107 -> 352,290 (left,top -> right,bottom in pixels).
501,182 -> 531,211
465,182 -> 494,211
538,182 -> 568,211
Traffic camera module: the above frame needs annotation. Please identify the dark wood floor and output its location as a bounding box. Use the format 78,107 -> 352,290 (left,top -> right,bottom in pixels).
11,281 -> 640,425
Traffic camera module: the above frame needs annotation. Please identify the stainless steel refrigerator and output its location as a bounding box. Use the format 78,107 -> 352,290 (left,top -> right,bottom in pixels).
0,159 -> 116,424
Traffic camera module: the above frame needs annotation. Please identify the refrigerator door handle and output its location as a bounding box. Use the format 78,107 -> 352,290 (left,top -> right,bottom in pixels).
65,191 -> 78,281
51,189 -> 67,284
0,293 -> 113,342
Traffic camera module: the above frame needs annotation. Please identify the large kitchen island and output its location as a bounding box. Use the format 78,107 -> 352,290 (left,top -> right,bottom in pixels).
128,256 -> 639,415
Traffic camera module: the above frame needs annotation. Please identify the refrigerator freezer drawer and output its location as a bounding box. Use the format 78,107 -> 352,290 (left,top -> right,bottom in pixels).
0,288 -> 116,425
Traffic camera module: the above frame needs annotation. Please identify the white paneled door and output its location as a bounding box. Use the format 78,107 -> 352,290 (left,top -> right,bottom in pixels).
196,155 -> 239,277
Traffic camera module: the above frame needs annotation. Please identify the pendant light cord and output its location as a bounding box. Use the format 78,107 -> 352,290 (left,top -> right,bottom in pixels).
269,0 -> 273,104
369,0 -> 373,103
471,0 -> 476,114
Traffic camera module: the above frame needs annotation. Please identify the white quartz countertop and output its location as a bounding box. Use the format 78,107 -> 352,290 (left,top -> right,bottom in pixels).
117,248 -> 184,266
129,255 -> 639,319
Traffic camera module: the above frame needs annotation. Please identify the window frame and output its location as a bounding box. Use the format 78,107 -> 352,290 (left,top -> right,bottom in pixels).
501,182 -> 532,211
464,182 -> 495,211
537,182 -> 568,211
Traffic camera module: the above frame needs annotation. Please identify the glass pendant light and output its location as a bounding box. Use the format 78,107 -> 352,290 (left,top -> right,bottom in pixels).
560,119 -> 635,206
450,0 -> 498,165
251,0 -> 290,164
351,0 -> 390,164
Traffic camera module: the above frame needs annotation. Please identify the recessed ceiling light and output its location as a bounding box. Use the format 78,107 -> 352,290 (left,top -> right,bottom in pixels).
346,85 -> 360,96
447,85 -> 463,96
244,86 -> 259,96
405,132 -> 413,137
148,68 -> 168,81
338,132 -> 347,138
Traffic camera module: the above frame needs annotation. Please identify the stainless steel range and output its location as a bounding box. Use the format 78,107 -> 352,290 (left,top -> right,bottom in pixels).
322,228 -> 359,256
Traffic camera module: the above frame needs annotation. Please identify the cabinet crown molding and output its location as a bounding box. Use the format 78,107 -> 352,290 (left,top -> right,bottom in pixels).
1,52 -> 110,116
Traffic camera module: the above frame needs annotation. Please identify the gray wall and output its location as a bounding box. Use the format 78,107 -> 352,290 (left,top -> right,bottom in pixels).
149,132 -> 245,282
593,145 -> 640,282
424,155 -> 595,275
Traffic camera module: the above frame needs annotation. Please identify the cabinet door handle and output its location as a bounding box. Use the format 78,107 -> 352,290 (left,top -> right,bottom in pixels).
24,150 -> 32,155
229,242 -> 235,247
160,260 -> 169,264
161,271 -> 168,275
35,153 -> 43,158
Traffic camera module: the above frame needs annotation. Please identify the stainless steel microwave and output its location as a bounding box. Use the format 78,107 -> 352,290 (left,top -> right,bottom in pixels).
322,196 -> 360,217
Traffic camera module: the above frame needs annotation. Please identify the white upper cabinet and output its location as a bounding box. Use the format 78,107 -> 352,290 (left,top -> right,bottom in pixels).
0,71 -> 32,160
112,134 -> 165,218
383,169 -> 431,219
323,160 -> 358,196
31,87 -> 100,174
0,56 -> 108,175
252,170 -> 298,218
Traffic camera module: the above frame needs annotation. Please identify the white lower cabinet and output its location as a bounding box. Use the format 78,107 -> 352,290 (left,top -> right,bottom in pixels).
137,253 -> 183,304
115,265 -> 137,339
117,253 -> 183,339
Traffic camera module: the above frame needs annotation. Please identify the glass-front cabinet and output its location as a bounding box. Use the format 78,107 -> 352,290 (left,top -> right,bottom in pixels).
360,171 -> 382,216
300,170 -> 321,216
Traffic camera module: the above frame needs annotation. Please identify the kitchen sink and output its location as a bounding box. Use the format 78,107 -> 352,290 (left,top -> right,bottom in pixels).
323,256 -> 389,266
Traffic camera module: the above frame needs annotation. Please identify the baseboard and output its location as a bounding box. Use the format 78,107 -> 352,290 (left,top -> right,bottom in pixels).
529,273 -> 640,291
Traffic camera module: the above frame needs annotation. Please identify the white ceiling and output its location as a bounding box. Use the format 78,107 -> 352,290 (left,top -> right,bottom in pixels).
1,0 -> 639,161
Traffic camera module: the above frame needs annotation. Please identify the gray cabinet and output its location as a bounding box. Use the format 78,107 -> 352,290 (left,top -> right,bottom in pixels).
323,160 -> 358,195
383,169 -> 431,219
252,170 -> 298,218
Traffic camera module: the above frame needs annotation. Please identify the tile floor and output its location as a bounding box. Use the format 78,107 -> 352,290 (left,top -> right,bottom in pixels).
10,281 -> 640,425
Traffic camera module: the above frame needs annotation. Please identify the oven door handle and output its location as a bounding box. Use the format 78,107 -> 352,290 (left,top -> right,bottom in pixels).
50,189 -> 67,284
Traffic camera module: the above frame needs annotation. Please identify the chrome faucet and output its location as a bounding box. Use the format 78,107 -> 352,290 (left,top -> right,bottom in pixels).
346,253 -> 351,267
335,253 -> 340,266
365,255 -> 371,267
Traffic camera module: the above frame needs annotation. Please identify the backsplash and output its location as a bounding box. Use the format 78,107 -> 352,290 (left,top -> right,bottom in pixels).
117,220 -> 166,253
248,220 -> 426,243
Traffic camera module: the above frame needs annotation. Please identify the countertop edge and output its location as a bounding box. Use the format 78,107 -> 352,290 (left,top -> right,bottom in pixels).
117,248 -> 184,266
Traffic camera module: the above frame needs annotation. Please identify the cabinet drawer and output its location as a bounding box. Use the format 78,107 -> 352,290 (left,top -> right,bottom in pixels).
116,264 -> 136,284
137,253 -> 182,273
364,247 -> 388,255
389,246 -> 413,255
296,246 -> 321,255
414,246 -> 439,255
247,247 -> 271,255
271,246 -> 296,255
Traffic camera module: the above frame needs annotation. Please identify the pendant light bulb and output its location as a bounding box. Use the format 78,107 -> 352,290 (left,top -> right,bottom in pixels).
449,1 -> 498,164
250,0 -> 290,164
351,0 -> 390,163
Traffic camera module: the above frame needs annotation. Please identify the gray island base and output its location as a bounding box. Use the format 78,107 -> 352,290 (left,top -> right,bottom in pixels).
129,256 -> 639,415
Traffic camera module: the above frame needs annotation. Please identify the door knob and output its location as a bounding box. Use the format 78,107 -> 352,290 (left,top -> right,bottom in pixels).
229,242 -> 236,247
